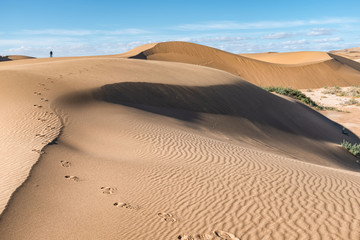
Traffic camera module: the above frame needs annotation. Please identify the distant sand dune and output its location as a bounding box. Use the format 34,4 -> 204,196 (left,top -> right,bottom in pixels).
330,47 -> 360,62
120,41 -> 360,88
0,55 -> 35,62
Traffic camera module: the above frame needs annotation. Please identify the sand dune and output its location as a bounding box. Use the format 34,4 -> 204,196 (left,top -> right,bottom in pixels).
330,47 -> 360,62
121,41 -> 360,88
0,55 -> 360,239
0,55 -> 35,61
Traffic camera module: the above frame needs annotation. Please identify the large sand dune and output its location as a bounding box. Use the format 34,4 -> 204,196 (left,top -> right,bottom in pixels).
121,41 -> 360,88
0,55 -> 360,239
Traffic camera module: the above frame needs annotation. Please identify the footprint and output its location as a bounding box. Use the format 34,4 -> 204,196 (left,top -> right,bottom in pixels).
157,212 -> 177,222
101,186 -> 117,194
37,118 -> 46,122
35,133 -> 45,137
32,149 -> 45,154
64,175 -> 79,182
60,160 -> 71,167
33,104 -> 42,108
214,231 -> 240,240
40,98 -> 49,102
178,231 -> 240,240
113,202 -> 139,210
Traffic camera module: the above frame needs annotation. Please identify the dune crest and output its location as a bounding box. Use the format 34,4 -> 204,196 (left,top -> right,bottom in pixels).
121,41 -> 360,88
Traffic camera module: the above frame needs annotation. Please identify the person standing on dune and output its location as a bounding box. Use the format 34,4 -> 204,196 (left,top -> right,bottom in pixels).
50,51 -> 53,58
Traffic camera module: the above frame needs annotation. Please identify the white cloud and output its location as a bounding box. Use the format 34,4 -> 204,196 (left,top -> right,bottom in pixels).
312,37 -> 343,43
19,28 -> 149,36
261,32 -> 296,39
177,18 -> 358,31
307,28 -> 333,36
282,39 -> 308,45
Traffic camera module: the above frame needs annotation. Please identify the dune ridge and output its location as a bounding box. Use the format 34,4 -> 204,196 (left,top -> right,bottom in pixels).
121,41 -> 360,88
0,69 -> 62,214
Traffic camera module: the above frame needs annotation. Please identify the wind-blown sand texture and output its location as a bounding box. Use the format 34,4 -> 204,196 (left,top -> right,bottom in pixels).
240,51 -> 332,64
120,41 -> 360,89
0,44 -> 360,239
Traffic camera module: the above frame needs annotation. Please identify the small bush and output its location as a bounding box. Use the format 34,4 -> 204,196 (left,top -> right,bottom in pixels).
345,87 -> 360,98
263,86 -> 336,110
341,140 -> 360,158
342,98 -> 359,106
264,86 -> 318,106
322,86 -> 345,96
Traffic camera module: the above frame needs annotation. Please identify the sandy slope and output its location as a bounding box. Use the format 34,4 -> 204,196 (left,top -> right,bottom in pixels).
330,47 -> 360,62
240,51 -> 331,64
0,56 -> 360,239
120,41 -> 360,89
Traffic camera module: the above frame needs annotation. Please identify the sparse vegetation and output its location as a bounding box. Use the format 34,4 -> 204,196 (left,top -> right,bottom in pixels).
341,140 -> 360,160
342,98 -> 359,106
322,86 -> 360,98
322,86 -> 345,96
263,86 -> 338,111
346,87 -> 360,98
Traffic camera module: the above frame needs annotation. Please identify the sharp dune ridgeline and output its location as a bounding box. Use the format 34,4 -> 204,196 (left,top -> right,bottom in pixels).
0,42 -> 360,240
120,41 -> 360,89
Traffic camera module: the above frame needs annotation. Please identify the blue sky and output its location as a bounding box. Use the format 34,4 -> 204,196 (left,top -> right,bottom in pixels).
1,0 -> 360,57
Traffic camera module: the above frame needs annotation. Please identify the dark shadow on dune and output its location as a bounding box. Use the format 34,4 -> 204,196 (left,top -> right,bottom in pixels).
0,56 -> 11,62
129,52 -> 147,60
92,82 -> 360,146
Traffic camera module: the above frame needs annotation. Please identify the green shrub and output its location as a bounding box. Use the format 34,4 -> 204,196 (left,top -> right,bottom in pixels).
341,140 -> 360,158
263,87 -> 330,110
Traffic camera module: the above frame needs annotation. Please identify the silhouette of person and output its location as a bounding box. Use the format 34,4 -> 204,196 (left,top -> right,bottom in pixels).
50,51 -> 53,58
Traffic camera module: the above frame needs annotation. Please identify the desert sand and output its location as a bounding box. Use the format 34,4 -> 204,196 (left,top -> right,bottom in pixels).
119,41 -> 360,89
330,47 -> 360,62
0,43 -> 360,240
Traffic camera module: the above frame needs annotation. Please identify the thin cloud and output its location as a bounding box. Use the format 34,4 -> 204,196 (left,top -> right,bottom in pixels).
312,37 -> 343,43
19,28 -> 149,36
261,32 -> 296,39
282,39 -> 308,45
307,28 -> 333,36
177,18 -> 358,31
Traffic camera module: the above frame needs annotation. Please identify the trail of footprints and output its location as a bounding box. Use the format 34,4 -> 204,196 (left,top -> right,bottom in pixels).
32,76 -> 239,239
32,78 -> 57,156
58,156 -> 239,239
